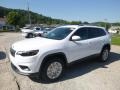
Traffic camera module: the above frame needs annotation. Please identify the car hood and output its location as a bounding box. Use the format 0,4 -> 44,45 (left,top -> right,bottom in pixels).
12,37 -> 61,51
34,30 -> 44,34
21,29 -> 33,33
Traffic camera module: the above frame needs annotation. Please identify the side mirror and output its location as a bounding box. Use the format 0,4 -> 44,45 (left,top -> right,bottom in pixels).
71,36 -> 81,41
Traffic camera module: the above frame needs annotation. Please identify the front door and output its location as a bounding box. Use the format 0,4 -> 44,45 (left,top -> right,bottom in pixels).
67,28 -> 91,62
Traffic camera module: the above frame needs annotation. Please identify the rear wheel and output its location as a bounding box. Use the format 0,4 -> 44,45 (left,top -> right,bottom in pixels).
100,47 -> 110,62
40,57 -> 65,82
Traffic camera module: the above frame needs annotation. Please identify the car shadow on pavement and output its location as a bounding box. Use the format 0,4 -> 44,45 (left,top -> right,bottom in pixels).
62,52 -> 120,80
30,52 -> 120,84
0,51 -> 6,60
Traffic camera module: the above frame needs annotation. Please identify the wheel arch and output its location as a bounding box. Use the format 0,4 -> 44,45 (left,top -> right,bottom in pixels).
26,33 -> 34,37
28,33 -> 33,35
39,52 -> 68,72
102,44 -> 111,51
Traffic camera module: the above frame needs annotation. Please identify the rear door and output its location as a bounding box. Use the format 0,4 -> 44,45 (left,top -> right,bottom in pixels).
87,27 -> 107,55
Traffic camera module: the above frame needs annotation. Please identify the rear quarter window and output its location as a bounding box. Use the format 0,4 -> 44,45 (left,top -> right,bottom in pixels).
97,28 -> 106,36
88,27 -> 106,39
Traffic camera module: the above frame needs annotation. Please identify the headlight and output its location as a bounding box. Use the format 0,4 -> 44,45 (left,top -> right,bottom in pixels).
16,50 -> 39,56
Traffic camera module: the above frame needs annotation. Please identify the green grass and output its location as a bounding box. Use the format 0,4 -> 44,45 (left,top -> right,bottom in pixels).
112,34 -> 120,46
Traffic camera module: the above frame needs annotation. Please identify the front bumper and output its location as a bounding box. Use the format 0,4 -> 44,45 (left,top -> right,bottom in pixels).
9,53 -> 40,76
11,63 -> 38,76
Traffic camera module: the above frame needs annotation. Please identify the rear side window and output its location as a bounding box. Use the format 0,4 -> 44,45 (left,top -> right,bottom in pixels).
87,28 -> 106,39
97,28 -> 106,36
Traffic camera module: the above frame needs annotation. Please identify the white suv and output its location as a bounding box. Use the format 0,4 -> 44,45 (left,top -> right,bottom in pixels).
21,27 -> 44,38
9,25 -> 111,82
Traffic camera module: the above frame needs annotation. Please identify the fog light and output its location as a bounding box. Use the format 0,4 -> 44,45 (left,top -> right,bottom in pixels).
19,65 -> 30,71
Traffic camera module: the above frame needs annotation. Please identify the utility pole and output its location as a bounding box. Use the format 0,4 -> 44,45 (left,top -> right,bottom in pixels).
104,19 -> 107,29
27,0 -> 31,26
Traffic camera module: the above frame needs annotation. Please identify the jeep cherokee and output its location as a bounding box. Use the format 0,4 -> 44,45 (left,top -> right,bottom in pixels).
9,25 -> 111,82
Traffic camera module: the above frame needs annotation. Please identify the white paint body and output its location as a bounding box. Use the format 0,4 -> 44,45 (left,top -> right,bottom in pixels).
9,25 -> 111,74
21,27 -> 43,37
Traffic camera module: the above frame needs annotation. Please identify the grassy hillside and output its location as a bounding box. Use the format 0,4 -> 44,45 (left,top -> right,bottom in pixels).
0,6 -> 68,26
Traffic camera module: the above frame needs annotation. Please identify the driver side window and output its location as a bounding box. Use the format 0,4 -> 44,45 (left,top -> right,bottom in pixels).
73,28 -> 88,40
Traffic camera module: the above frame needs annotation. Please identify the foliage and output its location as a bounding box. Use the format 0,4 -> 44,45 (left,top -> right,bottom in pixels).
6,11 -> 21,27
69,21 -> 82,25
111,23 -> 120,26
83,21 -> 89,24
93,22 -> 111,30
0,6 -> 69,27
0,6 -> 84,27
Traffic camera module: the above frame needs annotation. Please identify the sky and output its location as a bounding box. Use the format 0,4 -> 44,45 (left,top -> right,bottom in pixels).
0,0 -> 120,23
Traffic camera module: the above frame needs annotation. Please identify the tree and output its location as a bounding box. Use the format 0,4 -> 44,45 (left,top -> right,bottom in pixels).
1,6 -> 71,25
70,21 -> 82,25
83,21 -> 89,24
112,22 -> 120,26
7,11 -> 21,27
98,22 -> 111,30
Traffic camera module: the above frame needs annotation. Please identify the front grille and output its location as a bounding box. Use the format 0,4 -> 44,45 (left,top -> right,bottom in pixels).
10,48 -> 16,57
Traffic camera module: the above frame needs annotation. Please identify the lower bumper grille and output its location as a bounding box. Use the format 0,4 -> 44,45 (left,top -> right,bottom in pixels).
11,63 -> 38,76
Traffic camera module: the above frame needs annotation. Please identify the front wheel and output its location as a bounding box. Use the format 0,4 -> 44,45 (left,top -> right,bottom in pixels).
100,47 -> 110,62
40,57 -> 65,82
27,33 -> 34,38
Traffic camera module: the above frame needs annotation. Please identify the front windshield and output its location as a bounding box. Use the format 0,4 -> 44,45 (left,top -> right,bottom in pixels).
44,27 -> 72,40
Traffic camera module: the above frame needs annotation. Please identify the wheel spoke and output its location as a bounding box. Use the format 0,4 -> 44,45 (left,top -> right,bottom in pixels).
102,49 -> 109,61
47,62 -> 62,79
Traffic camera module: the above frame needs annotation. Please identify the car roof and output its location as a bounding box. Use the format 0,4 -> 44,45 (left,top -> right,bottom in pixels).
59,25 -> 79,30
60,25 -> 105,30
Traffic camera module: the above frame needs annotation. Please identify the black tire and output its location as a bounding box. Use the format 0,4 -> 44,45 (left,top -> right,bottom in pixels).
38,33 -> 42,37
39,57 -> 65,82
27,33 -> 33,38
100,47 -> 110,62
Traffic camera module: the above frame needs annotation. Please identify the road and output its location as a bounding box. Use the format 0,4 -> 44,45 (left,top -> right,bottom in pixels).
0,32 -> 120,90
